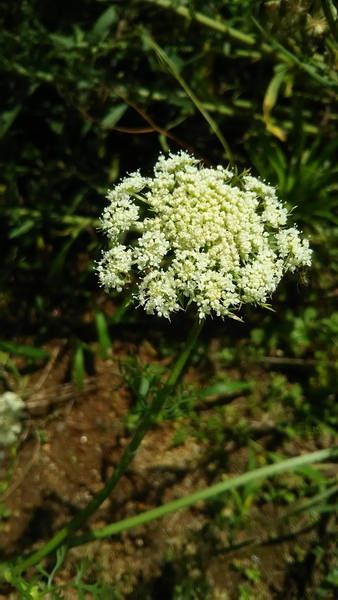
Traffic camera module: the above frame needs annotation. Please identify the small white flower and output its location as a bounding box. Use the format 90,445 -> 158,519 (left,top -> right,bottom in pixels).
97,151 -> 312,319
0,392 -> 25,447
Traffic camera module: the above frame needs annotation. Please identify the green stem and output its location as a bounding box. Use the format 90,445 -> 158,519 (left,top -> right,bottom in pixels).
320,0 -> 338,45
14,316 -> 204,573
141,0 -> 256,46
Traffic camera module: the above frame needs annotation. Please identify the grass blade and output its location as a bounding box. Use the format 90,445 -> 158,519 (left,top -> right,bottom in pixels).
142,31 -> 234,163
95,311 -> 112,358
67,446 -> 338,546
0,342 -> 49,360
74,343 -> 85,391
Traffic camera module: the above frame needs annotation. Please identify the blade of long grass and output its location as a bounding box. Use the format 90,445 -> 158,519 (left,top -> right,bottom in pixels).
74,343 -> 85,391
273,483 -> 338,526
142,31 -> 234,163
65,446 -> 338,547
263,68 -> 289,141
94,310 -> 112,358
0,352 -> 21,381
0,342 -> 49,360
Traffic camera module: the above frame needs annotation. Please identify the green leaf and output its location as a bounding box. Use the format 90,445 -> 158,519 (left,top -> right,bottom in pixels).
101,104 -> 128,128
8,219 -> 36,239
74,343 -> 85,391
0,105 -> 22,140
199,381 -> 251,398
50,33 -> 78,48
263,67 -> 289,141
0,341 -> 49,360
0,353 -> 21,380
95,311 -> 112,358
89,6 -> 118,45
242,448 -> 261,504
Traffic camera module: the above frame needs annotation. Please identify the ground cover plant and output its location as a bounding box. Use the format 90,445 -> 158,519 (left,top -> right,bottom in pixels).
1,0 -> 338,598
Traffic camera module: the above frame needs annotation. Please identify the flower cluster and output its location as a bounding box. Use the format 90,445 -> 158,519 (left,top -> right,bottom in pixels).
97,152 -> 312,320
0,392 -> 25,447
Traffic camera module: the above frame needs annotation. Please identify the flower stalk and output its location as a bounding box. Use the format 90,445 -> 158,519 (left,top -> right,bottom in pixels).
11,316 -> 204,573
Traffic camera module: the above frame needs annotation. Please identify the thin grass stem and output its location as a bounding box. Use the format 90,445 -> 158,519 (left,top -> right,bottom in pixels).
66,447 -> 338,547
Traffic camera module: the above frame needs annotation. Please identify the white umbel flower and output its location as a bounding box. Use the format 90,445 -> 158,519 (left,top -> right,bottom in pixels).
0,391 -> 25,447
98,151 -> 312,320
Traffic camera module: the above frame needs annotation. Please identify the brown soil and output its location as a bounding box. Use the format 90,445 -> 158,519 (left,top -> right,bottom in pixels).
0,332 -> 336,599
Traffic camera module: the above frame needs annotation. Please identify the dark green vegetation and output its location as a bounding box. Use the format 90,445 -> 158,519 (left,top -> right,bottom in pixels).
1,0 -> 338,598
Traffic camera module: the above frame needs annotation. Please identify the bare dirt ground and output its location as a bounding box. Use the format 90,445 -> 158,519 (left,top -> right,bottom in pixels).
0,327 -> 337,599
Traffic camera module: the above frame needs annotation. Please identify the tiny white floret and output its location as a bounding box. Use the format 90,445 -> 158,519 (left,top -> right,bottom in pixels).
0,392 -> 25,447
